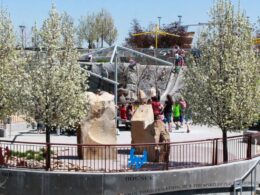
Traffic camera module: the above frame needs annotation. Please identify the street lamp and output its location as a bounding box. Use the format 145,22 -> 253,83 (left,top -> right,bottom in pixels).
178,15 -> 182,27
19,25 -> 26,49
158,16 -> 162,29
101,10 -> 106,48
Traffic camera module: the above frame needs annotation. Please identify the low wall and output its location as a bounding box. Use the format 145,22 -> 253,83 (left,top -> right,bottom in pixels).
0,158 -> 259,195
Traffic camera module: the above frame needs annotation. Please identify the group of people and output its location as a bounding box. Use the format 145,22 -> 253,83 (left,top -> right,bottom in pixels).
119,102 -> 135,130
118,93 -> 190,133
151,94 -> 190,133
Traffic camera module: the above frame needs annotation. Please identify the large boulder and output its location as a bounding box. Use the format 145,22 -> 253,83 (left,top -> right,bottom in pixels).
79,92 -> 117,160
131,104 -> 170,162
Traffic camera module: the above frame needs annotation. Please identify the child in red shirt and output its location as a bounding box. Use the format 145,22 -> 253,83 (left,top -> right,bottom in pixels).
120,104 -> 127,120
151,96 -> 163,120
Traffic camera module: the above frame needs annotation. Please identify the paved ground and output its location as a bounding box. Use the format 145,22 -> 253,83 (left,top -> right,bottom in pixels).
117,124 -> 244,144
0,122 -> 244,144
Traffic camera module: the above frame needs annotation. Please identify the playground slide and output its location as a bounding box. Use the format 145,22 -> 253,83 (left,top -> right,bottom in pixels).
160,68 -> 184,102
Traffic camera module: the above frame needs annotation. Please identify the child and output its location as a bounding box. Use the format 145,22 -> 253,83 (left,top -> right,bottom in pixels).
151,96 -> 163,120
179,97 -> 190,133
163,94 -> 173,132
172,101 -> 181,130
126,103 -> 133,121
120,104 -> 127,121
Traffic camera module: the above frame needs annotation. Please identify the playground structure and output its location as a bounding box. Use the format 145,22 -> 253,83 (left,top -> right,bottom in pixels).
132,24 -> 179,49
79,45 -> 179,105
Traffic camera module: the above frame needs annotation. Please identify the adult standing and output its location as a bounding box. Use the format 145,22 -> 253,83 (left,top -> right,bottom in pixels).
163,95 -> 173,132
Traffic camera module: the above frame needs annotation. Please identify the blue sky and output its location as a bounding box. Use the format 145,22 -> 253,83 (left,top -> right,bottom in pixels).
3,0 -> 260,45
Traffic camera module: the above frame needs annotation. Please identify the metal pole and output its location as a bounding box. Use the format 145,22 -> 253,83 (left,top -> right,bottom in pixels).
155,29 -> 158,49
240,181 -> 243,194
19,25 -> 26,49
158,16 -> 161,29
117,46 -> 172,66
178,15 -> 182,27
254,168 -> 257,194
101,10 -> 104,48
114,52 -> 118,124
9,120 -> 11,138
251,172 -> 253,195
82,68 -> 119,85
110,45 -> 118,64
215,139 -> 218,165
247,135 -> 252,159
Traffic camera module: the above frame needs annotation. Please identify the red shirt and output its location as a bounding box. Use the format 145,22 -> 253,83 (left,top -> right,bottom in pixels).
120,107 -> 127,120
151,101 -> 162,116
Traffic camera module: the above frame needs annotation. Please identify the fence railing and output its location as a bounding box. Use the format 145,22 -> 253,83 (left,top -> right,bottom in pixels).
0,133 -> 260,173
233,159 -> 260,194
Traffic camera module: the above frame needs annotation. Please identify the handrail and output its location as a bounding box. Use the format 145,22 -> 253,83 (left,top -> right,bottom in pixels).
240,159 -> 260,182
233,158 -> 260,194
0,132 -> 259,146
0,134 -> 244,146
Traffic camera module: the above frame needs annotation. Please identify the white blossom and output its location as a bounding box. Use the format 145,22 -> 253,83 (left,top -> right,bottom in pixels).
183,0 -> 260,162
0,7 -> 19,121
22,5 -> 89,128
184,0 -> 259,132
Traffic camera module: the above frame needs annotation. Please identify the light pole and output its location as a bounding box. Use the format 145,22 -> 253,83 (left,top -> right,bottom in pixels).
19,25 -> 26,49
178,15 -> 182,27
101,10 -> 105,48
158,16 -> 162,29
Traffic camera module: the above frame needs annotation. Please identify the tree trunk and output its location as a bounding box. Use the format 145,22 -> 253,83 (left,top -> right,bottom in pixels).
46,125 -> 51,170
76,123 -> 83,159
222,129 -> 228,163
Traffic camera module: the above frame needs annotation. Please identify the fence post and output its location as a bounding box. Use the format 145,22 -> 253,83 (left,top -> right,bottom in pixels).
214,139 -> 218,165
165,143 -> 169,170
212,139 -> 215,165
247,135 -> 252,159
105,145 -> 107,172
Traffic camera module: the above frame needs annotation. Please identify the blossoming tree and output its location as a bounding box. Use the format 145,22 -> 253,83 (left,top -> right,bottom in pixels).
0,8 -> 20,123
183,0 -> 260,162
22,6 -> 88,169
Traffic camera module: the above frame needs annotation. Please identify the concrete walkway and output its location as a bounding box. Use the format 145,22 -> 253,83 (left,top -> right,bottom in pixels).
0,122 -> 243,144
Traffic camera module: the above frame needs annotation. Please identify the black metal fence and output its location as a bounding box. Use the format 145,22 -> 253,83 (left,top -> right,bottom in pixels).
0,133 -> 260,172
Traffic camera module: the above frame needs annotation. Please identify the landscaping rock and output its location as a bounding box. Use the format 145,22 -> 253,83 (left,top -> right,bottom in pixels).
80,92 -> 117,160
131,105 -> 170,162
